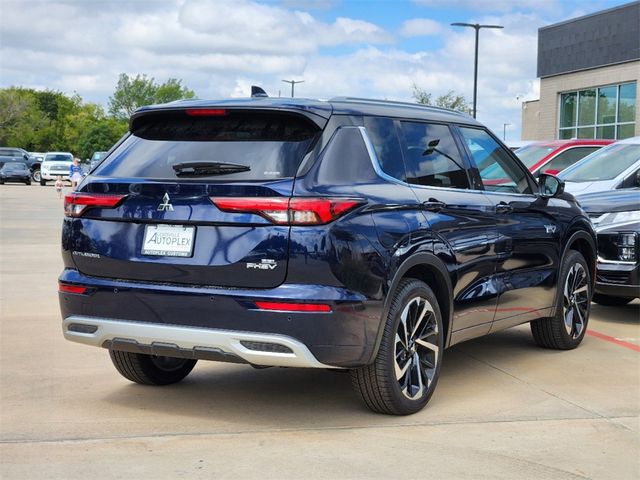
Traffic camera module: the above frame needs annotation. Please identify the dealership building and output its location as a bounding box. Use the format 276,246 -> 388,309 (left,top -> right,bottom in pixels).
521,1 -> 639,141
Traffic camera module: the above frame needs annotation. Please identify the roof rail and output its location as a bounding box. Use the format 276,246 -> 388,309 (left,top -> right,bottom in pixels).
328,96 -> 469,117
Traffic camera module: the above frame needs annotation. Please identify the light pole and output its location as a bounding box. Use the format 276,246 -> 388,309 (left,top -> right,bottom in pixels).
451,22 -> 503,119
503,123 -> 510,141
282,79 -> 304,98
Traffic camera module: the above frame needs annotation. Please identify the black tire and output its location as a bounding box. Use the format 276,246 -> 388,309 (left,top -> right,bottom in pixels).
32,170 -> 41,183
592,293 -> 633,306
109,349 -> 197,386
351,279 -> 444,415
40,178 -> 46,186
25,180 -> 31,185
0,180 -> 4,185
531,250 -> 591,350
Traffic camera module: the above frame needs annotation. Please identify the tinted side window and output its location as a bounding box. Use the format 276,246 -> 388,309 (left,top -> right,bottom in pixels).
542,147 -> 599,173
459,127 -> 532,194
363,116 -> 405,181
399,122 -> 470,189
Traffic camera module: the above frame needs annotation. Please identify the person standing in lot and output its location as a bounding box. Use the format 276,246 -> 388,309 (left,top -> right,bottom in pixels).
55,176 -> 64,199
69,157 -> 83,190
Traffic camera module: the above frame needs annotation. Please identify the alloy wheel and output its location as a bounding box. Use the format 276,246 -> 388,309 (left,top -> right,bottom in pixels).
394,296 -> 439,400
562,263 -> 589,339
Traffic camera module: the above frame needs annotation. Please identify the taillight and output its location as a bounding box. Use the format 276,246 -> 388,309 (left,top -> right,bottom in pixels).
254,301 -> 332,312
210,197 -> 363,225
58,282 -> 89,295
64,193 -> 127,218
185,108 -> 227,116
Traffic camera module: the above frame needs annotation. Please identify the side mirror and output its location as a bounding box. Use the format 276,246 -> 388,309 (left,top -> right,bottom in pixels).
538,173 -> 565,198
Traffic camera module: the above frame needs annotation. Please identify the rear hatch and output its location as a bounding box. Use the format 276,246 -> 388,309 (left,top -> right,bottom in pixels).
67,108 -> 324,288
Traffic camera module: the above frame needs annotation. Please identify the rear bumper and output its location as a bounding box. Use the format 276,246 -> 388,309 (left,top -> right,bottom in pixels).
59,269 -> 383,368
63,316 -> 334,368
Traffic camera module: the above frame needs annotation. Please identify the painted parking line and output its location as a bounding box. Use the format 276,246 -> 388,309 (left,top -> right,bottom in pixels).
586,329 -> 640,352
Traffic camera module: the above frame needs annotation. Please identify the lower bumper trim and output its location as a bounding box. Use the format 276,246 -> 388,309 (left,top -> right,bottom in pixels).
62,316 -> 338,369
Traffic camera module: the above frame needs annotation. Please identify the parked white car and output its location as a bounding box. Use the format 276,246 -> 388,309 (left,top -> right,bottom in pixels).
559,136 -> 640,195
40,152 -> 73,186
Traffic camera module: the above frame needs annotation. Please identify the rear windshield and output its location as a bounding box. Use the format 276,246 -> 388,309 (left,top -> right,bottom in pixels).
560,143 -> 640,182
93,110 -> 319,181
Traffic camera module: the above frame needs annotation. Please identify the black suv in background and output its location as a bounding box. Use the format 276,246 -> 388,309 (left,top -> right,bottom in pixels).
578,188 -> 640,305
60,97 -> 597,415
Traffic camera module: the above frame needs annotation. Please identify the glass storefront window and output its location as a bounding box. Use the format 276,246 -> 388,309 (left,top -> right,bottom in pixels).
578,90 -> 596,126
578,127 -> 595,139
619,83 -> 636,123
559,129 -> 575,140
558,82 -> 636,140
596,125 -> 615,139
560,92 -> 577,128
618,124 -> 635,140
597,86 -> 617,124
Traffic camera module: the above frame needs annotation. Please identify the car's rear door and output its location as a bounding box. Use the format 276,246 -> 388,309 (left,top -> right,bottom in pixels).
64,108 -> 324,289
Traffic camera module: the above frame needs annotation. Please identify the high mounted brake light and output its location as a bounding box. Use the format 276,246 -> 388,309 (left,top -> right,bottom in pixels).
210,197 -> 363,225
64,193 -> 127,218
185,109 -> 227,116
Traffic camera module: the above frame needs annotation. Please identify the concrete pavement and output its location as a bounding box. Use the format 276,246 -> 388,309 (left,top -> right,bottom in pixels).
1,184 -> 638,479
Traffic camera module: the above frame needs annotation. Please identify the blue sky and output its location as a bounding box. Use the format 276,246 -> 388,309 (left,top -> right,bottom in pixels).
0,0 -> 631,140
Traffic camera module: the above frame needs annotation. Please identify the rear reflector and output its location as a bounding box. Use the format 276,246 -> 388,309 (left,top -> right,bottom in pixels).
59,283 -> 89,295
185,108 -> 227,116
254,301 -> 332,312
64,193 -> 127,218
211,197 -> 363,225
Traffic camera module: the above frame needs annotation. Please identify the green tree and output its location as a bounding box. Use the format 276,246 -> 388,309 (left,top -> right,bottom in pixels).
0,88 -> 53,150
155,78 -> 195,104
77,118 -> 128,160
412,84 -> 470,113
108,73 -> 196,119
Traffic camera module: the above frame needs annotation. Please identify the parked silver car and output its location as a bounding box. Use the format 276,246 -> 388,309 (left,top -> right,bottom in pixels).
559,136 -> 640,195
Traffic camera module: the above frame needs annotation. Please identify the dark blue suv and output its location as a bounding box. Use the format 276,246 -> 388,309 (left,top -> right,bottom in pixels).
60,97 -> 596,415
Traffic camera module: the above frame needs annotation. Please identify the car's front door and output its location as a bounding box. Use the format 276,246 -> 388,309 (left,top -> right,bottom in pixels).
395,120 -> 499,342
457,127 -> 561,331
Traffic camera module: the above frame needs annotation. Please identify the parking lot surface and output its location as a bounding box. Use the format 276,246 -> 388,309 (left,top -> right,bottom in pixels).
1,184 -> 639,479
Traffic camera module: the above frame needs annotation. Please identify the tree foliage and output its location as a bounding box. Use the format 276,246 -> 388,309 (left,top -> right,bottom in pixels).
0,73 -> 195,156
412,84 -> 470,113
108,73 -> 195,119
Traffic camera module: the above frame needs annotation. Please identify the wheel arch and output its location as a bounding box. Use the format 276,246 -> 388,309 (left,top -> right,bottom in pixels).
562,221 -> 597,287
368,253 -> 454,364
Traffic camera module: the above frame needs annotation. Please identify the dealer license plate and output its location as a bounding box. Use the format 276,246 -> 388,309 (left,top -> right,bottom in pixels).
142,224 -> 195,257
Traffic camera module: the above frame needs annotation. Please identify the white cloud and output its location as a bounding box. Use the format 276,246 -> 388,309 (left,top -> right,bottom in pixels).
0,0 -> 573,139
400,18 -> 443,37
412,0 -> 562,14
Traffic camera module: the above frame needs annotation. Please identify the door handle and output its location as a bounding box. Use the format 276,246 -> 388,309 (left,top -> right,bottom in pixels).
495,202 -> 513,214
422,198 -> 447,212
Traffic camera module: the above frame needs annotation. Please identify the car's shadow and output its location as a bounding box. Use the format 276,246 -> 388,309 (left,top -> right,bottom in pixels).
102,325 -> 560,427
103,303 -> 639,426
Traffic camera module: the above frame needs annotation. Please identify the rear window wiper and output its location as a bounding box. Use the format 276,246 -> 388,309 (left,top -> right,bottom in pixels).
172,161 -> 250,177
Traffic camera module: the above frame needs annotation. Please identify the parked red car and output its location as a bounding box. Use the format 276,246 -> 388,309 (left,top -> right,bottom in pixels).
515,139 -> 614,176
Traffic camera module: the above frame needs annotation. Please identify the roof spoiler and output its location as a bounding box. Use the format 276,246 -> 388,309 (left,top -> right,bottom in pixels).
251,86 -> 268,98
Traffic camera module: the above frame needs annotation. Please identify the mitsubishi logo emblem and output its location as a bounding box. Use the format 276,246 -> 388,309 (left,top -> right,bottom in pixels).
157,193 -> 174,212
